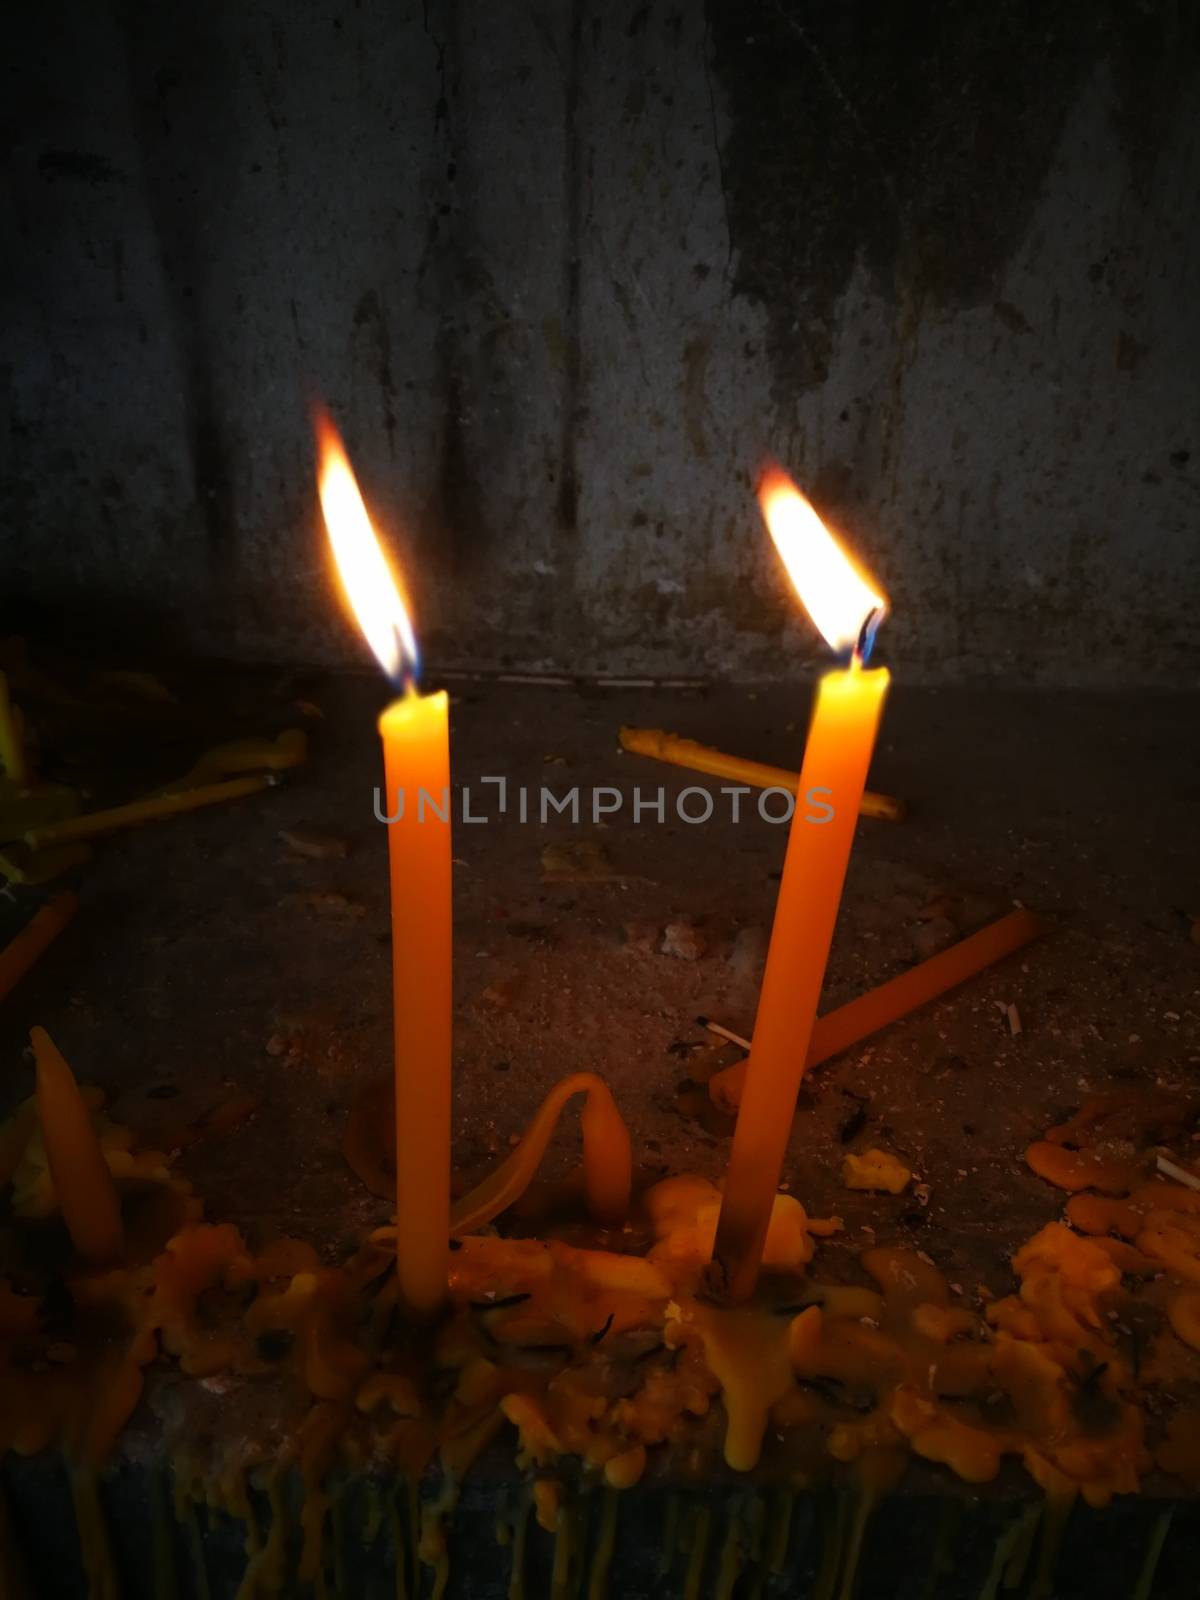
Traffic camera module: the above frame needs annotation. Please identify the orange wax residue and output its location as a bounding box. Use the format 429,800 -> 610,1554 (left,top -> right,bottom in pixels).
246,1267 -> 371,1402
1138,1211 -> 1200,1284
1129,1179 -> 1200,1214
1157,1411 -> 1200,1482
644,1175 -> 814,1283
31,1026 -> 123,1266
0,1245 -> 160,1467
1167,1292 -> 1200,1351
1043,1085 -> 1198,1149
150,1224 -> 256,1376
841,1149 -> 911,1194
0,1086 -> 201,1473
14,1083 -> 1200,1592
1087,1236 -> 1159,1278
1065,1192 -> 1144,1240
1024,1141 -> 1144,1195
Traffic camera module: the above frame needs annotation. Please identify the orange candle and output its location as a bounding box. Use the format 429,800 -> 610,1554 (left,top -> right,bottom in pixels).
0,892 -> 77,1005
318,414 -> 452,1317
714,469 -> 889,1302
709,908 -> 1044,1112
379,689 -> 451,1316
31,1026 -> 123,1266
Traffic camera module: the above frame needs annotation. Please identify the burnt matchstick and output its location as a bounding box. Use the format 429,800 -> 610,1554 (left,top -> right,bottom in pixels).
1156,1155 -> 1200,1193
694,1015 -> 751,1051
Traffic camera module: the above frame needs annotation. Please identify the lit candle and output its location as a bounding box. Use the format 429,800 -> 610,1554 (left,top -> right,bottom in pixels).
317,414 -> 451,1318
714,468 -> 890,1302
31,1026 -> 124,1266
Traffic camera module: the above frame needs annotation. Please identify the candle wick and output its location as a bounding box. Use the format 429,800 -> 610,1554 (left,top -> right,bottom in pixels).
854,606 -> 885,667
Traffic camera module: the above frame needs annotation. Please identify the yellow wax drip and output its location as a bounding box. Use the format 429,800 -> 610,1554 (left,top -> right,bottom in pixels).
388,1482 -> 413,1600
765,1491 -> 793,1577
713,1504 -> 744,1600
451,1072 -> 632,1233
549,1498 -> 583,1600
1000,1504 -> 1042,1594
657,1494 -> 680,1578
677,1308 -> 796,1471
681,1505 -> 712,1600
1132,1507 -> 1174,1600
70,1464 -> 119,1600
587,1490 -> 619,1600
8,1079 -> 1200,1595
506,1496 -> 530,1600
234,1466 -> 290,1599
813,1489 -> 850,1600
419,1475 -> 460,1600
1031,1489 -> 1074,1600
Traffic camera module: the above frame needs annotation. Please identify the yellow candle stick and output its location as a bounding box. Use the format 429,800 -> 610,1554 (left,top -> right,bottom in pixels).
159,729 -> 308,794
0,780 -> 81,846
715,469 -> 890,1302
0,842 -> 91,886
31,1026 -> 124,1266
0,892 -> 77,1005
618,726 -> 904,821
25,774 -> 271,850
318,412 -> 453,1318
709,908 -> 1044,1112
0,672 -> 28,785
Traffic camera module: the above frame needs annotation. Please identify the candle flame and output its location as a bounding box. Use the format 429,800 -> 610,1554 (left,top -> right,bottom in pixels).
317,412 -> 419,686
759,466 -> 887,657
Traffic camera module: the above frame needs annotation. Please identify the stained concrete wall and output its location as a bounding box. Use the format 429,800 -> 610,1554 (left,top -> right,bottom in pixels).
2,1 -> 1197,684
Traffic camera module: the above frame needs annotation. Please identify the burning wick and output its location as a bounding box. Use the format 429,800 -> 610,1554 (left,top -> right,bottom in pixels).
318,409 -> 452,1319
713,466 -> 891,1303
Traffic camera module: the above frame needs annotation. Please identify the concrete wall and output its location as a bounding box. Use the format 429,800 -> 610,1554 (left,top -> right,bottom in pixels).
2,1 -> 1197,684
